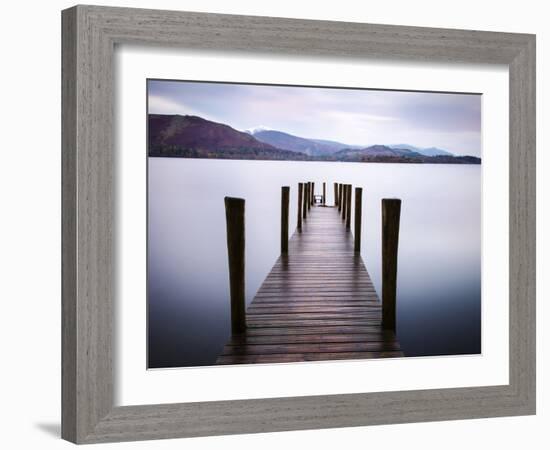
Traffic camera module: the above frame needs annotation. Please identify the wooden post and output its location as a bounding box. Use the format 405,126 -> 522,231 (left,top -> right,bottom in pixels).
224,197 -> 246,334
323,182 -> 326,205
354,187 -> 362,252
346,184 -> 352,229
342,184 -> 347,220
338,183 -> 343,212
342,184 -> 349,222
340,184 -> 344,217
346,184 -> 351,221
281,186 -> 289,253
303,182 -> 308,219
334,183 -> 338,207
297,183 -> 303,230
382,198 -> 401,331
310,182 -> 315,206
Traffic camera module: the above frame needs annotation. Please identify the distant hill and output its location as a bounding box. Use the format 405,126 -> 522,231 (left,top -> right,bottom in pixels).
148,115 -> 308,160
251,130 -> 347,156
330,145 -> 478,164
310,138 -> 364,151
390,144 -> 454,157
335,145 -> 423,160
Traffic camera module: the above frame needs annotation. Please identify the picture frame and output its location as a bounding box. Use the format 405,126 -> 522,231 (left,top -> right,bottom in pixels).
61,4 -> 536,444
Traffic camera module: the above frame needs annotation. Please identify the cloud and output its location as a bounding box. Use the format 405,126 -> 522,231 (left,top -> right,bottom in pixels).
148,95 -> 202,116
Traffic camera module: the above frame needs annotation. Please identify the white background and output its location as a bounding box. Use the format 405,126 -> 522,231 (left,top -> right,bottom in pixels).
0,0 -> 546,449
117,48 -> 509,405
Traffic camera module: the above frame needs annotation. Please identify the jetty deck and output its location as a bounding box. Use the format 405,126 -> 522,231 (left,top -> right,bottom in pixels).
216,203 -> 403,365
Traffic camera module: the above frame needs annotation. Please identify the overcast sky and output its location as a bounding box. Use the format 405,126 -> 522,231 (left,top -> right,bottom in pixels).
148,80 -> 481,156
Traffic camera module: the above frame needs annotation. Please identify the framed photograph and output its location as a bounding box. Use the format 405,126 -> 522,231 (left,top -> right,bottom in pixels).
62,5 -> 535,444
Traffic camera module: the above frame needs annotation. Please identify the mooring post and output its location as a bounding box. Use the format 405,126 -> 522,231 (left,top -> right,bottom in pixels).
382,198 -> 401,331
297,183 -> 303,230
354,187 -> 363,252
343,184 -> 347,219
342,184 -> 347,220
323,182 -> 326,205
346,185 -> 352,229
303,182 -> 308,219
310,182 -> 315,206
338,183 -> 343,212
224,197 -> 246,334
281,186 -> 289,253
334,182 -> 338,207
340,184 -> 344,217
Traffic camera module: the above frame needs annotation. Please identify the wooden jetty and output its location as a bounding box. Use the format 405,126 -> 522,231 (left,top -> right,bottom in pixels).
217,184 -> 403,365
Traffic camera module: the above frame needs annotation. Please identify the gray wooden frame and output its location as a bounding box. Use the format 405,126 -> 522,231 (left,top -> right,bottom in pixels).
62,5 -> 536,444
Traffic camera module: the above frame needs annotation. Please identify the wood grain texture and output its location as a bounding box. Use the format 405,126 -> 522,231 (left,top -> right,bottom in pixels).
225,197 -> 247,334
61,4 -> 536,444
62,5 -> 114,443
61,7 -> 77,442
297,182 -> 303,229
281,186 -> 290,253
381,199 -> 401,331
354,187 -> 362,252
345,185 -> 352,229
217,205 -> 402,365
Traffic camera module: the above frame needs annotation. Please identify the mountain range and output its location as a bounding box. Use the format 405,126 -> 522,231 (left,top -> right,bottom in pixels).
149,114 -> 481,164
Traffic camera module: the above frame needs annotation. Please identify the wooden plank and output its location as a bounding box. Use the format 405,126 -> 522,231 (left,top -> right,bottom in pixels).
245,313 -> 383,321
246,319 -> 385,328
257,288 -> 377,293
259,279 -> 374,284
256,290 -> 378,295
247,306 -> 380,314
217,351 -> 404,365
222,342 -> 401,356
252,298 -> 380,303
253,294 -> 377,300
258,281 -> 376,286
228,333 -> 398,345
243,325 -> 390,336
254,294 -> 379,300
249,301 -> 381,307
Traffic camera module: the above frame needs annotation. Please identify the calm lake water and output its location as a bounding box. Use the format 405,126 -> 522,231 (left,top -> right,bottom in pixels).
148,158 -> 481,368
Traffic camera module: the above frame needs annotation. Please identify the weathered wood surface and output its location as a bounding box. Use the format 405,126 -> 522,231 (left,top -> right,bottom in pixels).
281,186 -> 290,253
382,199 -> 401,331
354,187 -> 363,252
297,183 -> 303,230
346,184 -> 352,229
217,204 -> 402,365
224,197 -> 246,334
